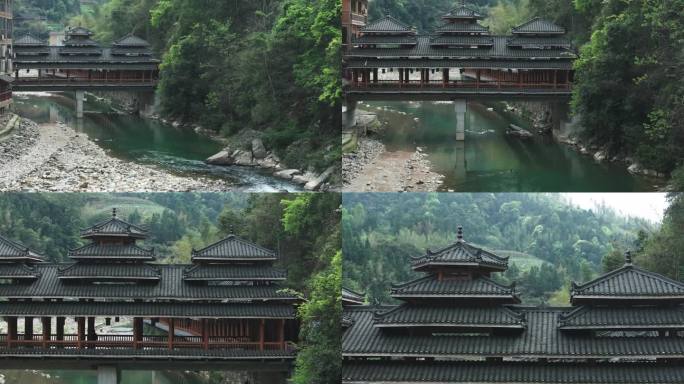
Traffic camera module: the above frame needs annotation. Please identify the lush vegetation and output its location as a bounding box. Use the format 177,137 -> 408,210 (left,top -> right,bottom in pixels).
0,193 -> 341,382
342,193 -> 655,305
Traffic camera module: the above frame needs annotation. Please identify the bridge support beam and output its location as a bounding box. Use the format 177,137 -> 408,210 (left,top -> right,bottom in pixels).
75,90 -> 85,118
454,99 -> 466,141
97,366 -> 120,384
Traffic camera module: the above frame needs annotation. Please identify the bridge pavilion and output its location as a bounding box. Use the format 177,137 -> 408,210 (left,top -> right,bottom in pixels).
0,209 -> 298,377
343,227 -> 684,383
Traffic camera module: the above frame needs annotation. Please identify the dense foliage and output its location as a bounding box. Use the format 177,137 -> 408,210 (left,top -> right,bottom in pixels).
638,193 -> 684,281
343,193 -> 654,304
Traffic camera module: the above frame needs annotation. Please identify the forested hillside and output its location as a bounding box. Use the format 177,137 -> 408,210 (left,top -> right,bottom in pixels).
13,0 -> 341,173
342,193 -> 656,304
369,0 -> 684,186
0,193 -> 341,382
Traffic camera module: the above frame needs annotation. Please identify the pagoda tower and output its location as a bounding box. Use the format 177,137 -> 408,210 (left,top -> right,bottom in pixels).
374,226 -> 524,335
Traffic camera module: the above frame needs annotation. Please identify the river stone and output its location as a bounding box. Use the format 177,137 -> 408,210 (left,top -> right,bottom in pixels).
274,169 -> 301,180
233,150 -> 253,166
257,154 -> 279,169
252,139 -> 267,159
304,166 -> 336,191
293,170 -> 317,185
627,163 -> 642,174
593,151 -> 607,162
205,149 -> 234,165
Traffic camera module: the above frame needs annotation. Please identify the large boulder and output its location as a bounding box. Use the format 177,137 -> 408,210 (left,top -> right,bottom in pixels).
274,169 -> 301,180
304,166 -> 336,191
205,149 -> 234,165
251,138 -> 268,159
232,150 -> 254,166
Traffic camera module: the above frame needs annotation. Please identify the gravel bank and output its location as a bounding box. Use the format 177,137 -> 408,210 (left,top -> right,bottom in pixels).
0,118 -> 231,192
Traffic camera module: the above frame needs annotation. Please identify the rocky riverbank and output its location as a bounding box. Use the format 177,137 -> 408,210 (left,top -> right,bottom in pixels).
0,117 -> 231,192
343,137 -> 443,192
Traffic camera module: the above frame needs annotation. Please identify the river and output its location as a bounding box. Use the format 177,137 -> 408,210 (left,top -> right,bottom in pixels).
363,101 -> 656,192
12,93 -> 301,192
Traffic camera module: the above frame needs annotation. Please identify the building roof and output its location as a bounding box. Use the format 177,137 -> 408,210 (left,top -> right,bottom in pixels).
113,34 -> 150,47
571,262 -> 684,303
81,209 -> 148,239
342,360 -> 684,383
182,264 -> 286,281
558,305 -> 684,330
507,36 -> 572,48
57,263 -> 161,280
0,264 -> 298,301
434,22 -> 490,34
442,5 -> 485,20
67,243 -> 155,261
66,26 -> 94,37
191,235 -> 277,262
374,304 -> 525,328
0,301 -> 296,319
0,234 -> 44,262
13,34 -> 46,47
343,287 -> 365,305
430,35 -> 494,46
345,58 -> 573,70
411,229 -> 509,272
390,275 -> 519,302
0,264 -> 41,279
347,36 -> 576,60
342,306 -> 684,358
512,17 -> 565,35
353,35 -> 418,45
361,15 -> 415,34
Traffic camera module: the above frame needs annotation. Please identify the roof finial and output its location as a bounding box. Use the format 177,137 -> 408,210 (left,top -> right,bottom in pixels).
383,7 -> 391,17
112,208 -> 117,218
624,250 -> 632,265
457,225 -> 464,242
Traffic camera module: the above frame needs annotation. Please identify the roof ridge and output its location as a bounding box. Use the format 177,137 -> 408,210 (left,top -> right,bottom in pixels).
572,264 -> 684,293
192,234 -> 276,258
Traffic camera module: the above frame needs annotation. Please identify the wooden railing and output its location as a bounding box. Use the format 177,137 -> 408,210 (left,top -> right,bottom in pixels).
14,77 -> 158,85
350,79 -> 572,91
0,334 -> 295,352
0,90 -> 11,102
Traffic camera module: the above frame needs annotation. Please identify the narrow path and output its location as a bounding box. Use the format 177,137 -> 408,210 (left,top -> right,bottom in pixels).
0,123 -> 69,185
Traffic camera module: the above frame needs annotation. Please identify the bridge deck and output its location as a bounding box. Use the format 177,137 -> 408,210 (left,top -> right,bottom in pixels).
13,78 -> 158,91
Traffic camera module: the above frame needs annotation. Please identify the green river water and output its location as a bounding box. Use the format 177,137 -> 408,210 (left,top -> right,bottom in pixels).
12,93 -> 301,192
365,101 -> 657,192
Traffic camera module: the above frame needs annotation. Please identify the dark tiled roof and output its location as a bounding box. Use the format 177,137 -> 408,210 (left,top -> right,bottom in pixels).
442,5 -> 484,20
343,287 -> 365,305
434,22 -> 489,34
347,36 -> 576,60
63,38 -> 100,48
391,275 -> 519,302
559,305 -> 684,329
81,214 -> 148,239
345,58 -> 573,70
67,26 -> 93,36
342,361 -> 684,383
374,304 -> 525,328
0,264 -> 41,279
571,265 -> 684,302
192,235 -> 276,261
512,18 -> 565,34
0,234 -> 44,262
183,264 -> 286,281
68,243 -> 155,260
113,34 -> 150,47
0,301 -> 296,318
0,264 -> 298,301
430,35 -> 494,46
361,15 -> 414,33
342,306 -> 684,358
57,263 -> 160,280
354,35 -> 418,45
13,34 -> 46,46
507,36 -> 571,48
411,241 -> 508,271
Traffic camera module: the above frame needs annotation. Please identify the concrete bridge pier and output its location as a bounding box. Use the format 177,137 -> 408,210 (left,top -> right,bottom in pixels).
343,99 -> 358,128
454,140 -> 466,181
75,90 -> 85,119
454,99 -> 466,141
96,366 -> 120,384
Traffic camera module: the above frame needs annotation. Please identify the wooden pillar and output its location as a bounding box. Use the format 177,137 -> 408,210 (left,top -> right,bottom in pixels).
201,318 -> 209,350
373,68 -> 378,84
77,317 -> 85,348
168,318 -> 175,350
14,69 -> 17,79
56,317 -> 65,342
553,69 -> 557,89
425,68 -> 429,85
476,70 -> 480,89
497,70 -> 501,89
398,68 -> 403,85
442,68 -> 448,87
24,316 -> 33,341
88,69 -> 92,82
278,319 -> 285,350
87,317 -> 96,343
133,317 -> 143,349
42,317 -> 51,348
259,319 -> 265,351
7,317 -> 16,347
404,69 -> 409,83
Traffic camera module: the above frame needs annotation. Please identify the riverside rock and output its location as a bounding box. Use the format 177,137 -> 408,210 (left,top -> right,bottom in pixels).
205,149 -> 234,165
274,169 -> 301,180
304,166 -> 336,191
251,138 -> 267,159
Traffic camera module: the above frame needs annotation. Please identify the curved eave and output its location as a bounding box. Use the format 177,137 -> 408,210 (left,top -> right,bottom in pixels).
559,324 -> 684,330
0,275 -> 38,279
57,276 -> 160,281
390,293 -> 521,303
191,257 -> 277,262
571,295 -> 684,304
374,322 -> 524,329
0,255 -> 44,263
68,256 -> 155,261
80,232 -> 147,239
412,261 -> 507,272
183,277 -> 286,282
